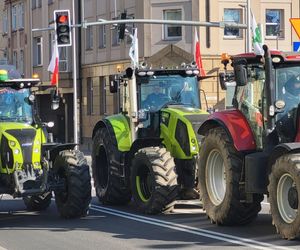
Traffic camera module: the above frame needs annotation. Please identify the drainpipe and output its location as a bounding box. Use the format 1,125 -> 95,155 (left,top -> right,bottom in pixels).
205,0 -> 210,48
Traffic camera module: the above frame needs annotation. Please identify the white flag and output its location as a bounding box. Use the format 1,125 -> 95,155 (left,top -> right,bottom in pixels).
251,11 -> 264,55
129,28 -> 139,67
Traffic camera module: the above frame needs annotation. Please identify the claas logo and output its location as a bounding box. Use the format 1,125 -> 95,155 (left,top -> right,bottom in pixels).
54,10 -> 72,47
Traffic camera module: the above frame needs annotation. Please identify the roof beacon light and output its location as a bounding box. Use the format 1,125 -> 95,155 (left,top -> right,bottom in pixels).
221,53 -> 230,64
0,70 -> 8,82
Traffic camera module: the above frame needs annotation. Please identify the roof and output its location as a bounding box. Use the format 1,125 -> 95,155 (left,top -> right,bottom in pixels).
232,51 -> 300,64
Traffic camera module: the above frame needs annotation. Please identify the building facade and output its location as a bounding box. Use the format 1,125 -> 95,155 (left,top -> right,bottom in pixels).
1,0 -> 300,148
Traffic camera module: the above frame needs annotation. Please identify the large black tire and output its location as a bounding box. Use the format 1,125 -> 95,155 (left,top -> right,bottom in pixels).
92,127 -> 131,205
54,150 -> 91,218
268,154 -> 300,240
23,192 -> 52,211
199,127 -> 263,225
131,147 -> 178,214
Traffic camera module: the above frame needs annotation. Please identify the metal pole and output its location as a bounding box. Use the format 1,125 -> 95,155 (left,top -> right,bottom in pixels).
246,0 -> 252,52
114,0 -> 117,18
72,0 -> 79,145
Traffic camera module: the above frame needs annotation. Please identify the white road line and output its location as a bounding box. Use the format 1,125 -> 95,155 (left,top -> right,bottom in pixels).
90,204 -> 293,250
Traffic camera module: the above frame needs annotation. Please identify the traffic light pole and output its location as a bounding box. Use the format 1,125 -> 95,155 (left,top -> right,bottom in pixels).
72,0 -> 79,145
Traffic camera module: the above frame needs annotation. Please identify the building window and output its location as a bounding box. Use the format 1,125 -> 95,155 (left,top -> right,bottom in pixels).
86,26 -> 93,50
224,9 -> 242,38
13,51 -> 17,69
33,37 -> 43,66
48,0 -> 54,4
19,50 -> 24,75
98,25 -> 106,49
32,0 -> 42,9
87,78 -> 94,115
2,10 -> 8,34
163,9 -> 182,40
18,3 -> 25,29
266,9 -> 284,38
111,27 -> 120,46
100,76 -> 106,115
12,5 -> 17,31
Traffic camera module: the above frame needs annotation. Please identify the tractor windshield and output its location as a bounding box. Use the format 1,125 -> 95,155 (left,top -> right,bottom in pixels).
0,88 -> 32,123
276,66 -> 300,114
139,75 -> 200,111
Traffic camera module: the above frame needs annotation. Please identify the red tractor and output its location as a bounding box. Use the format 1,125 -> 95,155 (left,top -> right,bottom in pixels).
198,45 -> 300,239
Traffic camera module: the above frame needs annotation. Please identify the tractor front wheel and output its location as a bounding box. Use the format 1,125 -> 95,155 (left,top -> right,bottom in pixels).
23,192 -> 52,211
131,147 -> 178,214
92,127 -> 131,205
199,127 -> 263,225
54,150 -> 91,218
268,154 -> 300,239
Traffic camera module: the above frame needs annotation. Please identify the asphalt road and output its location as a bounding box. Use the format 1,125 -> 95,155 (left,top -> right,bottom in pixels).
0,156 -> 298,250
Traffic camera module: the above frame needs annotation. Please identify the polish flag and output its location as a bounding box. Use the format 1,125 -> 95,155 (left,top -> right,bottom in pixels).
48,41 -> 59,85
194,27 -> 206,77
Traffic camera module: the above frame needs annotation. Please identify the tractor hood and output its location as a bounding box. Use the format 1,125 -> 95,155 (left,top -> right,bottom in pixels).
162,106 -> 209,142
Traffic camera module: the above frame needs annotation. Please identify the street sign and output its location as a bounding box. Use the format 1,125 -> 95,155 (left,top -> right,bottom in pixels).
290,18 -> 300,39
293,42 -> 300,52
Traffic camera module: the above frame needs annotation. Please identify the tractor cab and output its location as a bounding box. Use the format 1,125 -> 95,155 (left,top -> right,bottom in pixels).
219,51 -> 300,148
135,67 -> 202,138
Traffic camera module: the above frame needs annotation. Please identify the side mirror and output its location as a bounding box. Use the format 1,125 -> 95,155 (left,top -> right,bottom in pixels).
109,80 -> 118,93
219,72 -> 236,90
234,64 -> 248,86
125,67 -> 134,79
50,89 -> 60,110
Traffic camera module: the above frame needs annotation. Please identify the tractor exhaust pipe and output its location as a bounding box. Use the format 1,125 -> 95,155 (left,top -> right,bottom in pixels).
263,45 -> 275,135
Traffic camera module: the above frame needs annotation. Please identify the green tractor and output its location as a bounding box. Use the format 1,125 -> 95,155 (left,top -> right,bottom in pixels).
91,64 -> 209,214
0,69 -> 91,218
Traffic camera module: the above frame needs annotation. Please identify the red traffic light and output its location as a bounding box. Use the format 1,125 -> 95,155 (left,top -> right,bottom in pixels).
58,15 -> 68,23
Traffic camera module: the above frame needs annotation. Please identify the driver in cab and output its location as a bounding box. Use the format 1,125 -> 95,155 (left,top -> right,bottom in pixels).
143,85 -> 170,111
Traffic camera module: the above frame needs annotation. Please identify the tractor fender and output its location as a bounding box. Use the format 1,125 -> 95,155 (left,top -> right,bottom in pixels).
267,143 -> 300,176
198,110 -> 256,151
93,114 -> 132,152
43,143 -> 77,162
128,138 -> 162,164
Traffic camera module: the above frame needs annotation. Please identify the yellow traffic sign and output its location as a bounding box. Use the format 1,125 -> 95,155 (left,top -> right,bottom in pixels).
290,18 -> 300,39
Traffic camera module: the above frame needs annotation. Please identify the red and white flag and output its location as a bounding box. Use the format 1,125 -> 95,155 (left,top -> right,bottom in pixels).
194,27 -> 206,77
48,41 -> 59,85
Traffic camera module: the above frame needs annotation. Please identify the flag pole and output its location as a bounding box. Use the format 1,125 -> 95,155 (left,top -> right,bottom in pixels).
246,0 -> 251,52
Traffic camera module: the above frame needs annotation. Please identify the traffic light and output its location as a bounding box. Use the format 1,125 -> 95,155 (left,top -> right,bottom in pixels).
118,12 -> 127,40
54,10 -> 72,47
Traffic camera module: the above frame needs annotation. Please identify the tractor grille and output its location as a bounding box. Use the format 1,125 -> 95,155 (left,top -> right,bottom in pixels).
6,129 -> 36,164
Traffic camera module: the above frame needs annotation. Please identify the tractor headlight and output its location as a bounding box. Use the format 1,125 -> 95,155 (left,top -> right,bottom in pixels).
9,141 -> 16,147
14,149 -> 20,154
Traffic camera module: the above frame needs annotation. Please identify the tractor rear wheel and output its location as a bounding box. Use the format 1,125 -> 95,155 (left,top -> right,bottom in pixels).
199,127 -> 263,225
23,192 -> 52,211
92,127 -> 131,205
131,147 -> 178,214
54,150 -> 91,218
268,154 -> 300,239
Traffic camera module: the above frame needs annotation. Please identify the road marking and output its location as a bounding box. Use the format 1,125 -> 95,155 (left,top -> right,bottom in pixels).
90,204 -> 293,250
